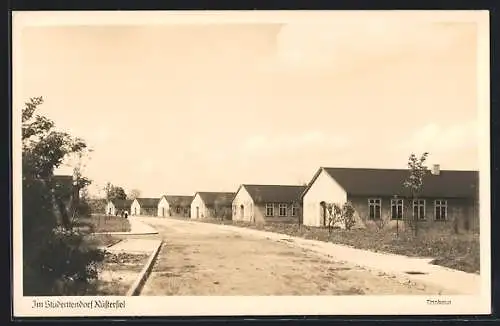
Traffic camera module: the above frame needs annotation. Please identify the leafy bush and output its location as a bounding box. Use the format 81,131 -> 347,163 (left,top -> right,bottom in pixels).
22,97 -> 105,295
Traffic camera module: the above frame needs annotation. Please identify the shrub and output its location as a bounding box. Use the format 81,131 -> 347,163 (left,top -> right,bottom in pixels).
341,201 -> 356,230
22,97 -> 105,295
23,177 -> 105,295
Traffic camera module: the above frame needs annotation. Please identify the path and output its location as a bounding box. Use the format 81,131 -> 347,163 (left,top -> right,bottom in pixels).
96,216 -> 161,253
209,221 -> 481,295
137,217 -> 463,296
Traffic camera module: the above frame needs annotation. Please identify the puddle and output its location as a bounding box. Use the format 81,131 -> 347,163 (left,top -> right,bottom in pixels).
328,267 -> 352,271
405,271 -> 428,275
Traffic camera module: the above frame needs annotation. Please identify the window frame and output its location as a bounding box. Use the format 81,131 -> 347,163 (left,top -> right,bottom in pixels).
291,204 -> 297,217
390,198 -> 403,220
368,198 -> 382,220
434,199 -> 448,221
412,199 -> 426,220
265,203 -> 274,217
278,203 -> 287,217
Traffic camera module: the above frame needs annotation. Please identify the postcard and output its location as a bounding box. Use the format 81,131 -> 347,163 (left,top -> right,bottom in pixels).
12,10 -> 490,317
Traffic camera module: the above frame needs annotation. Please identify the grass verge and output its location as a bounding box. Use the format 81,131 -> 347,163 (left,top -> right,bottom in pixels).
84,233 -> 122,248
75,214 -> 131,233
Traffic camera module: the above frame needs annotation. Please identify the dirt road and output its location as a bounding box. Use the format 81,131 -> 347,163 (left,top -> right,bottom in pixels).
139,217 -> 452,296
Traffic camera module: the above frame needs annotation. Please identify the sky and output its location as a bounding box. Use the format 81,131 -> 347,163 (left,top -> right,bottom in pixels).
17,15 -> 482,198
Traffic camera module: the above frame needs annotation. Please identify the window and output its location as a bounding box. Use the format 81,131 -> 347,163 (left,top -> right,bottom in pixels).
368,199 -> 381,219
435,200 -> 447,221
279,203 -> 287,217
412,199 -> 426,220
391,199 -> 403,220
233,205 -> 236,216
266,203 -> 274,216
291,205 -> 297,216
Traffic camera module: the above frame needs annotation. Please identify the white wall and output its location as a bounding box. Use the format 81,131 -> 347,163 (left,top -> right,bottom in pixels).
232,186 -> 255,222
190,194 -> 207,219
106,201 -> 115,215
303,168 -> 348,227
131,199 -> 141,216
157,197 -> 170,217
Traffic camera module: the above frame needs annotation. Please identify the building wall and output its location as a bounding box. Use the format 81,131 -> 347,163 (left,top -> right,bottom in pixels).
131,200 -> 141,216
169,205 -> 191,218
141,206 -> 157,216
157,197 -> 170,217
303,169 -> 348,227
254,202 -> 301,224
349,195 -> 480,233
190,194 -> 208,219
106,201 -> 115,215
232,186 -> 255,222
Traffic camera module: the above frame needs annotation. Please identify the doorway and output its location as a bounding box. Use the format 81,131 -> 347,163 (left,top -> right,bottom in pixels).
196,206 -> 199,219
320,201 -> 327,227
240,205 -> 244,219
161,207 -> 165,217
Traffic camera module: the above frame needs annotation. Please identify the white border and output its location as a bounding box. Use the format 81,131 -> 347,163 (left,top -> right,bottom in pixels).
12,10 -> 491,317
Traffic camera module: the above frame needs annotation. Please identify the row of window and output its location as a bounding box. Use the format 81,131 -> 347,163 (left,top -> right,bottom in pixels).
232,203 -> 298,217
368,198 -> 448,221
266,203 -> 298,217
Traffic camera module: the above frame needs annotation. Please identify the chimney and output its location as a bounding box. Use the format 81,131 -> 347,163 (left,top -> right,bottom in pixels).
431,164 -> 441,176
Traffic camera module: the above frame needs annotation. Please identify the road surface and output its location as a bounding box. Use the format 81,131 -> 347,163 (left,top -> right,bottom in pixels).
138,217 -> 452,296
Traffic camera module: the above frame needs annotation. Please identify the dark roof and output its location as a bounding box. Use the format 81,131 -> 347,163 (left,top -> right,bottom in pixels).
52,175 -> 74,189
163,195 -> 193,207
310,167 -> 479,199
51,175 -> 74,198
197,192 -> 235,207
241,184 -> 306,204
111,199 -> 133,209
135,197 -> 160,208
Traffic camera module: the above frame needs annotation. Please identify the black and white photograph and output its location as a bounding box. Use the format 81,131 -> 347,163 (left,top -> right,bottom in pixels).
12,10 -> 490,317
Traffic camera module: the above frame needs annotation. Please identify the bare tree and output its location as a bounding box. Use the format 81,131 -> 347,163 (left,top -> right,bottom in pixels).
403,152 -> 429,237
128,189 -> 141,200
325,203 -> 342,234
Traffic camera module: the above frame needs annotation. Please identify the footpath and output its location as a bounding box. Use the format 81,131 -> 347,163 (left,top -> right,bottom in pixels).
94,216 -> 163,296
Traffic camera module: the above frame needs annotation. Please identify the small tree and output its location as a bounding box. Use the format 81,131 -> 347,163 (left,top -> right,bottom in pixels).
22,96 -> 104,295
403,152 -> 429,237
325,203 -> 342,233
128,189 -> 141,200
104,182 -> 127,201
341,201 -> 356,231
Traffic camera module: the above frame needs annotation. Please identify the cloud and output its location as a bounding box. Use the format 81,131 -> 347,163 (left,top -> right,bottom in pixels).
240,131 -> 349,157
399,120 -> 478,158
260,21 -> 471,74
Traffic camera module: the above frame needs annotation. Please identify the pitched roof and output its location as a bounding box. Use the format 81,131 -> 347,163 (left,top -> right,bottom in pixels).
135,197 -> 160,208
196,192 -> 235,207
52,175 -> 74,189
163,195 -> 193,207
50,175 -> 74,198
312,167 -> 479,199
242,184 -> 307,204
111,199 -> 133,209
